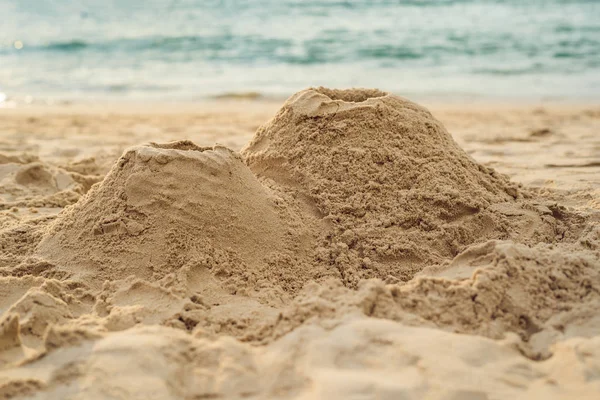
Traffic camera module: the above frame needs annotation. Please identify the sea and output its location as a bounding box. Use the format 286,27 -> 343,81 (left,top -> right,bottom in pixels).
1,0 -> 600,103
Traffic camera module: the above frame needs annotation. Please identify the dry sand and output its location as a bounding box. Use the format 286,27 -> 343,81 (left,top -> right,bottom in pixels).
0,88 -> 599,399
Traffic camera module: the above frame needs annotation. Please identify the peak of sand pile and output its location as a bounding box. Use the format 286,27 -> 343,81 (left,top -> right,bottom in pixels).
242,87 -> 573,283
35,141 -> 313,291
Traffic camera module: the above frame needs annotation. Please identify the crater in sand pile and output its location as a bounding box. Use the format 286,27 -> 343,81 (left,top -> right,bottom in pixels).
242,87 -> 563,283
35,141 -> 292,287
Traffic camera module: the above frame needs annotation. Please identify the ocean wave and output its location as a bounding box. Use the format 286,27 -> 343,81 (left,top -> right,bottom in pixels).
472,65 -> 547,76
357,46 -> 423,60
45,40 -> 88,51
16,33 -> 593,68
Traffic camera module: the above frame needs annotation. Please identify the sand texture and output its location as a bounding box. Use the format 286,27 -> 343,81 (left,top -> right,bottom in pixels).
0,88 -> 599,399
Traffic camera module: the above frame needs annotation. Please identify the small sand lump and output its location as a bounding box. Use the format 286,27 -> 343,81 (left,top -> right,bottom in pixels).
36,142 -> 291,287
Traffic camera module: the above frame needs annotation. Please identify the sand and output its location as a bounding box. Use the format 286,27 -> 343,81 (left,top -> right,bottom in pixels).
0,88 -> 599,399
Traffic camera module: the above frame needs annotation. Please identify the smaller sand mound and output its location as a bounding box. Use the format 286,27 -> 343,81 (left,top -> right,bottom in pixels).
0,160 -> 84,210
35,141 -> 292,289
242,87 -> 532,281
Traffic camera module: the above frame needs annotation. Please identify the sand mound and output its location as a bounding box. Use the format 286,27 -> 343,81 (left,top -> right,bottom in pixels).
0,159 -> 85,211
242,87 -> 567,283
36,141 -> 297,289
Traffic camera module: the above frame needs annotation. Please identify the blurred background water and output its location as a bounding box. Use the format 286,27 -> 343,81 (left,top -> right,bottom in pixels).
1,0 -> 599,103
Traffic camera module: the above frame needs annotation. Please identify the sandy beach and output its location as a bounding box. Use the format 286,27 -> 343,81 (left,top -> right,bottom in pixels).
1,89 -> 599,399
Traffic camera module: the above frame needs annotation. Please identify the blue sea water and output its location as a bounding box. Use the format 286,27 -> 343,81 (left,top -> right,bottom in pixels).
1,0 -> 599,102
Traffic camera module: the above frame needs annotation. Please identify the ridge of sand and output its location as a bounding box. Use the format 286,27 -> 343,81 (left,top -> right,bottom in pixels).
0,89 -> 599,399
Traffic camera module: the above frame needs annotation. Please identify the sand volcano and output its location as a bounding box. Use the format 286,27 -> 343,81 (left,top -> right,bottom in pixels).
242,88 -> 561,282
36,141 -> 293,287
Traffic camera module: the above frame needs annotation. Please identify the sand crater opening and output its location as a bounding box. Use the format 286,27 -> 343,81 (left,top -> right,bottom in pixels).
313,87 -> 388,103
149,140 -> 211,152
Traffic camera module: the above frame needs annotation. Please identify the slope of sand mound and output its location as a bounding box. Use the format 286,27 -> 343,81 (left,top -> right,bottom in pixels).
255,238 -> 600,357
0,90 -> 599,399
242,87 -> 573,283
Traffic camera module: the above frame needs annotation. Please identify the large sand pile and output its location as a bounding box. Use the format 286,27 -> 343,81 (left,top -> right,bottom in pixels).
0,89 -> 599,399
243,88 -> 577,283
